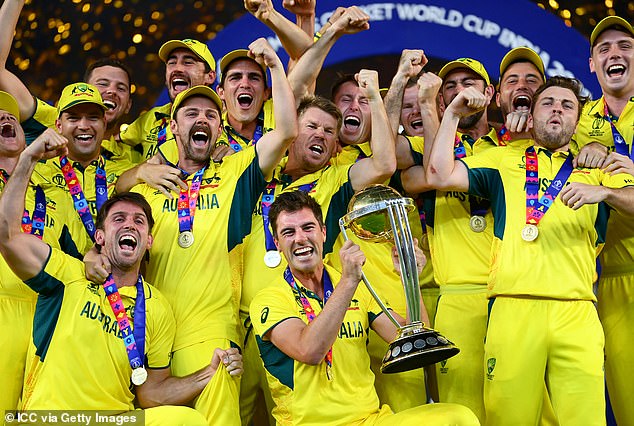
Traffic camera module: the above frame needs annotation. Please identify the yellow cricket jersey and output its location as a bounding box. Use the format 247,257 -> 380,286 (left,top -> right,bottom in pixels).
572,96 -> 634,276
218,99 -> 275,149
426,129 -> 506,287
119,103 -> 173,163
21,97 -> 136,162
31,151 -> 133,254
461,144 -> 634,300
240,159 -> 354,320
132,146 -> 266,350
21,248 -> 175,410
250,263 -> 385,426
330,141 -> 372,166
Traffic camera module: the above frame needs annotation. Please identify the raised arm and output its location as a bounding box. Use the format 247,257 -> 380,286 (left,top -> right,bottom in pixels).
0,129 -> 67,280
384,50 -> 427,136
251,38 -> 298,179
266,240 -> 365,365
425,87 -> 489,191
244,0 -> 313,60
0,0 -> 37,120
287,6 -> 370,102
348,70 -> 396,191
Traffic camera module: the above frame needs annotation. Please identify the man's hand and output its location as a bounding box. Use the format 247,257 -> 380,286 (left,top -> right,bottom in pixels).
559,182 -> 607,209
356,69 -> 381,102
446,86 -> 489,119
417,72 -> 442,106
504,110 -> 532,133
83,244 -> 111,283
23,128 -> 67,161
573,142 -> 608,169
339,240 -> 365,285
396,49 -> 427,81
211,347 -> 243,377
602,152 -> 634,176
212,143 -> 236,162
248,37 -> 282,70
283,0 -> 315,16
137,162 -> 187,200
329,6 -> 370,35
244,0 -> 274,21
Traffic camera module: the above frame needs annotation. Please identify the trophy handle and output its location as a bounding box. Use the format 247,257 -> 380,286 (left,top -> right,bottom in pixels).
339,218 -> 403,330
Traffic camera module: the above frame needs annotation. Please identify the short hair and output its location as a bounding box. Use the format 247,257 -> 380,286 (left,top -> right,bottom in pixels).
531,76 -> 588,120
84,58 -> 133,88
219,57 -> 267,88
297,95 -> 343,133
330,73 -> 358,100
269,191 -> 324,238
96,192 -> 155,232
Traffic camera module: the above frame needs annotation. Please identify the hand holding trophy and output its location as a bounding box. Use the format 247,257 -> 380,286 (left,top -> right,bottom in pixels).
339,185 -> 459,373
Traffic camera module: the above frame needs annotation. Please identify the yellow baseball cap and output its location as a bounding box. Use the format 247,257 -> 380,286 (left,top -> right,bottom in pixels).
171,85 -> 223,120
0,91 -> 20,121
499,47 -> 546,82
219,49 -> 267,80
57,82 -> 107,117
438,58 -> 491,86
590,16 -> 634,47
159,39 -> 216,70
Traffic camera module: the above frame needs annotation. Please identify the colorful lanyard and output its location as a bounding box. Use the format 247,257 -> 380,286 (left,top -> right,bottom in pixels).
60,155 -> 107,241
226,119 -> 264,153
103,274 -> 146,382
1,171 -> 45,240
524,146 -> 574,226
415,196 -> 427,232
496,125 -> 510,147
177,167 -> 206,235
156,116 -> 169,147
262,180 -> 317,252
603,103 -> 633,159
283,266 -> 334,380
453,135 -> 489,218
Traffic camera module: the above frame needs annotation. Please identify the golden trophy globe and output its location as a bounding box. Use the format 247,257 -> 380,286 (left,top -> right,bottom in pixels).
339,185 -> 459,373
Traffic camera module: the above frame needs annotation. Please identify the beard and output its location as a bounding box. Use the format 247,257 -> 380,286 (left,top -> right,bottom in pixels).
532,119 -> 575,151
458,109 -> 485,130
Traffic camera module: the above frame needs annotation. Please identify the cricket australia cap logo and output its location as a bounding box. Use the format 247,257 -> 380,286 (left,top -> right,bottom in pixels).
487,358 -> 496,380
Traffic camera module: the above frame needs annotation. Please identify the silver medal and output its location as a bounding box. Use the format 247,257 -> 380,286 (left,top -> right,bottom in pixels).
469,215 -> 486,233
178,231 -> 194,248
521,224 -> 539,242
131,366 -> 147,386
264,250 -> 282,268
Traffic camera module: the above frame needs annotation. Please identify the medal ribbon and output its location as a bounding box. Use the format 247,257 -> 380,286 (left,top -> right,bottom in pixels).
524,146 -> 574,226
60,155 -> 107,241
283,266 -> 334,379
177,167 -> 206,235
496,125 -> 510,147
1,172 -> 45,240
226,119 -> 264,153
454,135 -> 489,218
103,274 -> 146,375
156,116 -> 169,147
262,180 -> 317,252
603,103 -> 633,159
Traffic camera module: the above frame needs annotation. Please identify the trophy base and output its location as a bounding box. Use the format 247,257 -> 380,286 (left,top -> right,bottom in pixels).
381,322 -> 459,374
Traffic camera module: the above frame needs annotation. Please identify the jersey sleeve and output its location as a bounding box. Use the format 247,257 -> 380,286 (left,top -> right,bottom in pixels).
250,285 -> 301,340
23,247 -> 86,295
460,147 -> 505,200
144,284 -> 176,369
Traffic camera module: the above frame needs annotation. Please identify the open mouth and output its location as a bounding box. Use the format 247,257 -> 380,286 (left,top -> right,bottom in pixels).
293,246 -> 314,257
607,64 -> 626,77
309,143 -> 324,155
512,95 -> 532,111
548,116 -> 562,126
237,93 -> 253,108
102,100 -> 117,110
191,125 -> 210,146
410,119 -> 423,130
171,77 -> 189,92
1,123 -> 16,138
75,134 -> 94,143
343,115 -> 360,130
118,234 -> 138,251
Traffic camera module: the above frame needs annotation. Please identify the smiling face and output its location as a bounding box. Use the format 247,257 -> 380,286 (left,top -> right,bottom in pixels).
218,58 -> 269,126
590,28 -> 634,97
170,95 -> 222,171
440,69 -> 488,130
333,81 -> 371,145
55,103 -> 106,164
0,109 -> 25,158
497,61 -> 543,118
87,65 -> 132,128
165,48 -> 214,101
531,86 -> 579,151
95,200 -> 153,272
400,84 -> 424,137
288,106 -> 339,174
274,207 -> 326,276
